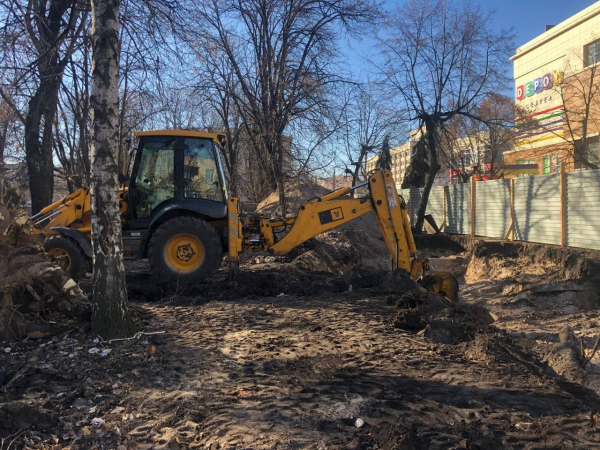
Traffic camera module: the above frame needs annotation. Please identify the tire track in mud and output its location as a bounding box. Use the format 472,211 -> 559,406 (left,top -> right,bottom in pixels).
123,293 -> 600,449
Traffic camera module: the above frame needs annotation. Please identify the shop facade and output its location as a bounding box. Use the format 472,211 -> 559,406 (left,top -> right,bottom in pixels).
505,2 -> 600,176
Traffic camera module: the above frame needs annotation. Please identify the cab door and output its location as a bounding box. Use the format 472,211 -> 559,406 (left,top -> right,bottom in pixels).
128,136 -> 178,227
181,137 -> 226,202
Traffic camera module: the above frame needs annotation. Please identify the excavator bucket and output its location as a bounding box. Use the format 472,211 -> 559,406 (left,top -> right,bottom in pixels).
418,272 -> 459,302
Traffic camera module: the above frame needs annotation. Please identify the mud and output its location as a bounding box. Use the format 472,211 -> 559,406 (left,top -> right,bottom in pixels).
394,289 -> 495,344
2,236 -> 600,448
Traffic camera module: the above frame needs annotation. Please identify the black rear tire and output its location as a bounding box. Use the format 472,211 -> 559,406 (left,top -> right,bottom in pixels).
148,216 -> 223,284
44,235 -> 90,281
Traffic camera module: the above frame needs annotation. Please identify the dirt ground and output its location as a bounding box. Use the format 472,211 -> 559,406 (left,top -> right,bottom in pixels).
2,234 -> 600,449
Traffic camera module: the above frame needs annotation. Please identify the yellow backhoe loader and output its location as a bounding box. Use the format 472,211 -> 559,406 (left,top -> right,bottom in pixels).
31,130 -> 458,300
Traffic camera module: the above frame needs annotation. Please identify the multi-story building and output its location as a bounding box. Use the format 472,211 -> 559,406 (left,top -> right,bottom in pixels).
365,140 -> 415,188
365,129 -> 425,187
505,2 -> 600,175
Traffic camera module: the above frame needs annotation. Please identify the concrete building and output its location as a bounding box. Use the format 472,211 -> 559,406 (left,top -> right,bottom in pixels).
365,140 -> 415,188
506,2 -> 600,175
365,129 -> 426,187
444,129 -> 508,182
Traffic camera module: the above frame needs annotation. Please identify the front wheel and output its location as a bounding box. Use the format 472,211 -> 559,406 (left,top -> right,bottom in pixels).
44,235 -> 91,281
147,216 -> 223,284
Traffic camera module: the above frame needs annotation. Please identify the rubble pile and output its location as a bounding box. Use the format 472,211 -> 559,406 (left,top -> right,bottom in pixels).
0,205 -> 90,342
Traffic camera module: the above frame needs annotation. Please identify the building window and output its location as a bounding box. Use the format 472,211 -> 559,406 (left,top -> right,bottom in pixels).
542,154 -> 559,174
574,137 -> 600,169
517,158 -> 534,177
585,137 -> 600,165
585,39 -> 600,66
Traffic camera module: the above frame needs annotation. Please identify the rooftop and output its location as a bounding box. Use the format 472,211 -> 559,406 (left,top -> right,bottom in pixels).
510,1 -> 600,61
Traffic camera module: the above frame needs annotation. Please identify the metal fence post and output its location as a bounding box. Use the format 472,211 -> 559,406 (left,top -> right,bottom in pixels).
560,162 -> 567,247
510,179 -> 515,241
504,179 -> 515,241
441,185 -> 447,231
470,177 -> 476,237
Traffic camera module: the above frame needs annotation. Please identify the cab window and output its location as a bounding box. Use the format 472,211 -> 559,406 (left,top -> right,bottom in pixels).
134,137 -> 176,218
183,138 -> 224,202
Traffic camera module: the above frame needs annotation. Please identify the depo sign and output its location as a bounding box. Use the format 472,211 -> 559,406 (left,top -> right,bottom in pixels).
516,71 -> 563,101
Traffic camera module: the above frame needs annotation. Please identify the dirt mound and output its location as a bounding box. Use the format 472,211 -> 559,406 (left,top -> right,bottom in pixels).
378,268 -> 421,293
465,240 -> 600,286
0,206 -> 89,342
256,178 -> 330,217
286,215 -> 390,273
413,233 -> 465,253
255,179 -> 393,272
541,326 -> 600,393
286,235 -> 361,273
394,289 -> 495,344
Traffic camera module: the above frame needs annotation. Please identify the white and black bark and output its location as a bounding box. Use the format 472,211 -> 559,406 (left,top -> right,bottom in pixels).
90,0 -> 133,339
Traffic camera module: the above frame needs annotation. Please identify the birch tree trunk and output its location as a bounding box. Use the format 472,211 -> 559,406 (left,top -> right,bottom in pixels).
90,0 -> 133,338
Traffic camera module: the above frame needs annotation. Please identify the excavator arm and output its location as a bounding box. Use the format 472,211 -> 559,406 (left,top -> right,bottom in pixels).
30,187 -> 92,236
228,169 -> 431,281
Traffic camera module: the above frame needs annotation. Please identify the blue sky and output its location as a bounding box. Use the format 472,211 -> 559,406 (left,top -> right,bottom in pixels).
484,0 -> 596,48
345,0 -> 597,78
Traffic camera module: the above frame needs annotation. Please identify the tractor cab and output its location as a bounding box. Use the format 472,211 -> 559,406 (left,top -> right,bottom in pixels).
35,129 -> 231,283
117,130 -> 230,275
126,130 -> 229,229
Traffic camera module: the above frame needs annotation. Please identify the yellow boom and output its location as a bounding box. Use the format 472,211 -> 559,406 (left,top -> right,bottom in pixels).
228,169 -> 429,281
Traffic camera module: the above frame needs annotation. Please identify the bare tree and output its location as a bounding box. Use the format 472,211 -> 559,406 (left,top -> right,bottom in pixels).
90,0 -> 132,338
442,94 -> 516,183
0,99 -> 23,200
54,30 -> 93,192
198,0 -> 380,214
545,54 -> 600,170
336,82 -> 400,192
0,0 -> 87,213
378,0 -> 513,232
193,42 -> 245,196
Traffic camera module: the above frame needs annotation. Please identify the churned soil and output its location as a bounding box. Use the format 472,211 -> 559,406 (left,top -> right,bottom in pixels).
2,255 -> 600,449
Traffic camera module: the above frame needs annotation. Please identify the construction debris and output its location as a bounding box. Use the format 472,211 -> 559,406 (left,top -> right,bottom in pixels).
0,206 -> 90,342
